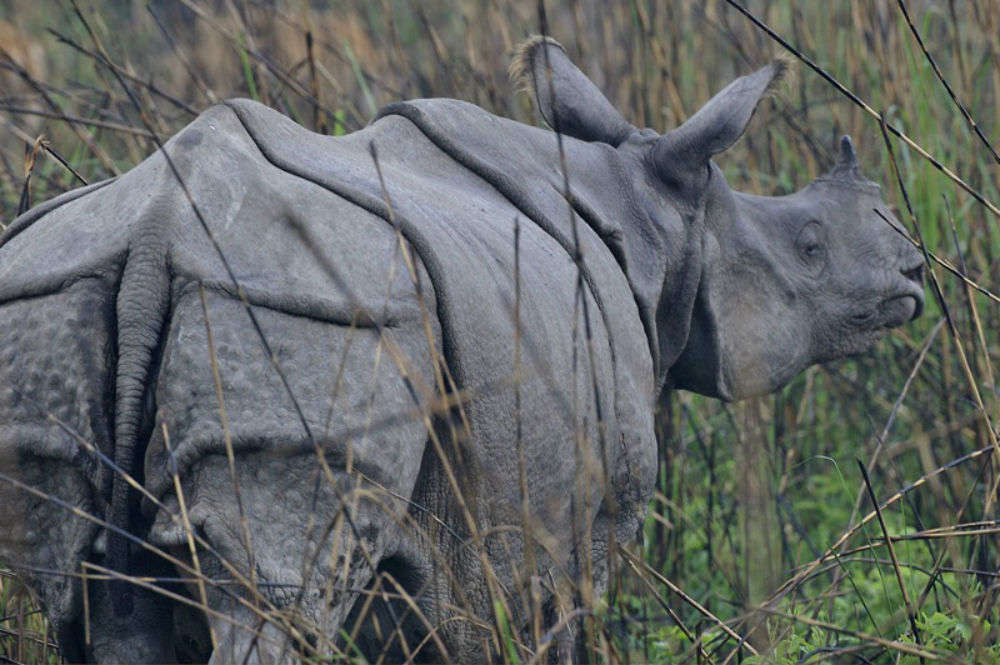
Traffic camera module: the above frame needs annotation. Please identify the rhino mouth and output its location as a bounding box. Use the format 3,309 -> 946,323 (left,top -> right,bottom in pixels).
863,264 -> 925,328
896,261 -> 926,321
881,288 -> 924,326
848,283 -> 923,331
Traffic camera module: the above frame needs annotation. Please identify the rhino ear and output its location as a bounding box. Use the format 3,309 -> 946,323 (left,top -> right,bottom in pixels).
653,61 -> 787,175
511,36 -> 634,146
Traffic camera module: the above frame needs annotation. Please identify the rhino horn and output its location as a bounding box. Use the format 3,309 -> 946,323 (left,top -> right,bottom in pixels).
838,134 -> 859,167
815,134 -> 879,189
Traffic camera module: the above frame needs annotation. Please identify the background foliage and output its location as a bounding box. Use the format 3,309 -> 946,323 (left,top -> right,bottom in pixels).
1,0 -> 999,662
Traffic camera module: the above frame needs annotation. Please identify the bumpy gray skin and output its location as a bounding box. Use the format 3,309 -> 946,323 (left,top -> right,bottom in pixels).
0,39 -> 923,663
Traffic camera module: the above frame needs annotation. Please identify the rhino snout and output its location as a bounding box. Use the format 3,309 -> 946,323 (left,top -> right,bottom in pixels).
897,258 -> 926,320
901,260 -> 924,287
880,261 -> 925,324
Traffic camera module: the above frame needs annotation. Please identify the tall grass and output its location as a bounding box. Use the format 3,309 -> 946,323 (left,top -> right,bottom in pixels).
1,0 -> 998,662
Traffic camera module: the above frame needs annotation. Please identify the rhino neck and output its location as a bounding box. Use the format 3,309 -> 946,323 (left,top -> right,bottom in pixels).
531,133 -> 708,390
609,144 -> 708,392
646,202 -> 706,392
559,134 -> 705,390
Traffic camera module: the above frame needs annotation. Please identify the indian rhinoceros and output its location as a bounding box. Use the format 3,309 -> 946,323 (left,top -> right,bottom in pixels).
0,37 -> 923,663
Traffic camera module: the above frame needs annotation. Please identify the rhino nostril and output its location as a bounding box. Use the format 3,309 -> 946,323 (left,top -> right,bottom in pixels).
901,263 -> 924,285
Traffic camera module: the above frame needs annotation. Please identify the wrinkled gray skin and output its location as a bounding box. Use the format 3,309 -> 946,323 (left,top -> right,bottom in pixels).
0,38 -> 922,663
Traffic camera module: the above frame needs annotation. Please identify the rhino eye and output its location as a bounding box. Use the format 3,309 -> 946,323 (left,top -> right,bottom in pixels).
795,221 -> 826,274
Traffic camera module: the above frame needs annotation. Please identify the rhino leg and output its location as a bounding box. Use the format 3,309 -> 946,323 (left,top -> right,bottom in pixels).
207,603 -> 298,665
150,453 -> 416,664
0,281 -> 119,662
85,571 -> 176,664
136,278 -> 439,662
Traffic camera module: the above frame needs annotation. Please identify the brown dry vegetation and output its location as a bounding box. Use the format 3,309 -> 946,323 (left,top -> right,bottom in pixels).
1,0 -> 1000,663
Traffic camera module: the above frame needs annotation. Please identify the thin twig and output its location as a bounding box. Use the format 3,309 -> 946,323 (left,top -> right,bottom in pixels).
857,460 -> 923,658
618,546 -> 759,657
0,105 -> 155,137
894,0 -> 1000,164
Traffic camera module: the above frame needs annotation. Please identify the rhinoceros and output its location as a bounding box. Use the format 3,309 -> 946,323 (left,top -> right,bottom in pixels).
0,37 -> 923,663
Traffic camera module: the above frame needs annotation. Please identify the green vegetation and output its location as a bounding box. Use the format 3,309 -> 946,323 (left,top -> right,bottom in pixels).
2,1 -> 999,662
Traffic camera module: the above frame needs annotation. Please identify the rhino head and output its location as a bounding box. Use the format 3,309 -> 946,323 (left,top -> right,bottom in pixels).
515,38 -> 924,400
